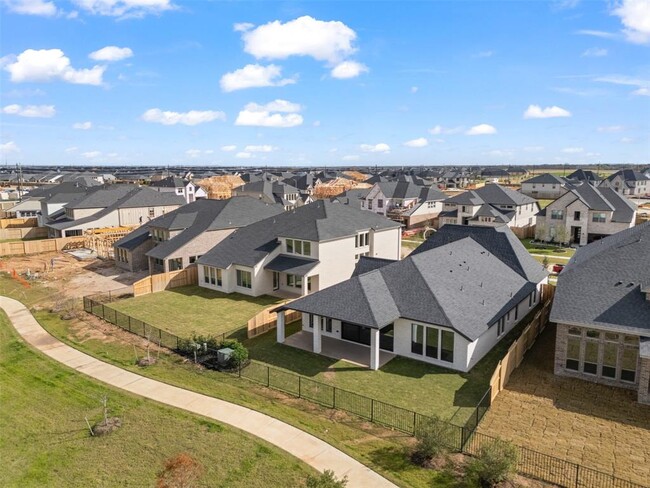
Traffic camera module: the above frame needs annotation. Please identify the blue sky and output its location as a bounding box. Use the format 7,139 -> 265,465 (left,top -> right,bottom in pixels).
1,0 -> 649,166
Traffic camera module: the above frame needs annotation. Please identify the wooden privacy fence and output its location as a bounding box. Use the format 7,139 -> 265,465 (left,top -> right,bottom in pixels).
0,227 -> 48,240
489,285 -> 556,403
0,217 -> 38,229
0,236 -> 85,256
247,302 -> 301,339
132,266 -> 198,297
511,225 -> 536,239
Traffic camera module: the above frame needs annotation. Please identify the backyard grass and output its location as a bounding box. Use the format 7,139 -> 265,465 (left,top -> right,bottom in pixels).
243,303 -> 544,425
536,199 -> 553,209
519,238 -> 576,258
0,275 -> 454,488
0,311 -> 315,488
110,285 -> 282,338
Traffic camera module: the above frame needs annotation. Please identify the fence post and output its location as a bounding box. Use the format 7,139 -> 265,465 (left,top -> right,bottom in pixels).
101,304 -> 105,319
370,398 -> 375,423
575,464 -> 580,488
238,361 -> 241,378
332,386 -> 336,408
412,411 -> 417,435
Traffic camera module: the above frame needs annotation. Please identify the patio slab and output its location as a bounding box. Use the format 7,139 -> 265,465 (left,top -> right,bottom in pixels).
284,330 -> 396,369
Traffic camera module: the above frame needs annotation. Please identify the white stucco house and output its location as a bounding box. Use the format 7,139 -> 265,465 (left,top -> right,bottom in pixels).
149,176 -> 207,204
520,173 -> 570,200
276,225 -> 548,371
196,200 -> 402,298
439,183 -> 539,230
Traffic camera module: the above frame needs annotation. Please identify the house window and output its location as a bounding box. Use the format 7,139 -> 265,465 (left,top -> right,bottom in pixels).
592,213 -> 606,223
287,274 -> 303,289
236,269 -> 252,289
189,256 -> 197,264
286,239 -> 311,256
602,342 -> 617,379
148,208 -> 155,218
566,336 -> 580,371
425,327 -> 438,359
361,201 -> 365,208
621,346 -> 638,383
411,324 -> 424,355
551,210 -> 564,220
203,266 -> 210,284
427,201 -> 436,209
320,317 -> 332,333
583,341 -> 599,375
441,330 -> 454,362
574,211 -> 581,221
514,304 -> 518,321
377,199 -> 384,208
355,232 -> 369,248
497,317 -> 506,336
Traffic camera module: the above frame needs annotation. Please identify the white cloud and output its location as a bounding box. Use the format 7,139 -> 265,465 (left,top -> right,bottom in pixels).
141,108 -> 226,126
330,60 -> 368,79
562,147 -> 584,153
595,75 -> 650,96
233,22 -> 254,32
523,104 -> 572,119
2,104 -> 55,118
244,144 -> 277,152
82,150 -> 101,158
429,125 -> 463,135
235,99 -> 303,128
72,0 -> 174,18
235,151 -> 252,159
612,0 -> 650,44
0,141 -> 20,154
220,64 -> 295,92
241,16 -> 358,64
221,145 -> 237,152
72,121 -> 92,129
582,47 -> 608,57
523,146 -> 545,152
4,49 -> 105,85
65,146 -> 78,153
3,0 -> 57,16
403,137 -> 428,148
360,143 -> 390,153
597,125 -> 625,133
89,46 -> 133,62
576,29 -> 618,39
466,124 -> 497,135
410,86 -> 418,94
342,155 -> 360,161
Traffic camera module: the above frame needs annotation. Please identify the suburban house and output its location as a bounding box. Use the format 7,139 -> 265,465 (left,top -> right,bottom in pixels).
45,185 -> 185,237
275,225 -> 548,371
332,188 -> 371,208
598,169 -> 650,197
196,200 -> 401,298
233,180 -> 302,210
113,197 -> 284,273
536,183 -> 637,246
520,173 -> 570,200
149,176 -> 207,204
550,222 -> 650,405
362,182 -> 447,228
565,169 -> 601,186
439,184 -> 539,230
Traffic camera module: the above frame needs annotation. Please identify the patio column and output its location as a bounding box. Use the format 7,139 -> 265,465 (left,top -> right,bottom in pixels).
312,314 -> 322,354
276,310 -> 285,344
370,328 -> 380,371
302,276 -> 308,296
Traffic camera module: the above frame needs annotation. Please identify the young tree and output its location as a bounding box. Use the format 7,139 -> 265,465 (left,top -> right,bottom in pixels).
466,439 -> 518,487
157,453 -> 204,488
411,415 -> 456,466
305,470 -> 348,488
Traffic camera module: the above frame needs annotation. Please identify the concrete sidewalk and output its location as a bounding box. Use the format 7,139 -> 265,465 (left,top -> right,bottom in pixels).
1,296 -> 396,488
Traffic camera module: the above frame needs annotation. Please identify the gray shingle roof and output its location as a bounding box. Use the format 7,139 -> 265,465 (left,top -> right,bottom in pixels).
143,198 -> 283,260
522,173 -> 565,185
563,183 -> 636,223
279,232 -> 543,340
198,200 -> 400,269
114,226 -> 151,250
66,185 -> 184,209
264,255 -> 319,276
550,222 -> 650,334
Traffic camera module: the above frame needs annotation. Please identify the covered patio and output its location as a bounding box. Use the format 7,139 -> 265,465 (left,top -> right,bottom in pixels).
284,329 -> 396,369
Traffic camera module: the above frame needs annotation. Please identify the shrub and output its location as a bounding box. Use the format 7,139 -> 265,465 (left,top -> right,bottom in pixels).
305,470 -> 348,488
221,339 -> 248,367
465,439 -> 518,487
411,415 -> 455,466
176,336 -> 248,368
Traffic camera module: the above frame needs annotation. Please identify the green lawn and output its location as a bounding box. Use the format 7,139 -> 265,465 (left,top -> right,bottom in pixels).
243,304 -> 543,426
519,238 -> 575,258
0,311 -> 314,488
536,199 -> 553,209
110,285 -> 282,339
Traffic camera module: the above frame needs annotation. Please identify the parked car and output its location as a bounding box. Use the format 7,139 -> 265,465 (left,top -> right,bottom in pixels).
552,263 -> 565,273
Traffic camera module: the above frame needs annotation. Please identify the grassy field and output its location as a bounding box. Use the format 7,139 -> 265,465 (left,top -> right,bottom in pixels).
0,311 -> 315,488
110,285 -> 282,338
0,275 -> 454,488
243,305 -> 543,425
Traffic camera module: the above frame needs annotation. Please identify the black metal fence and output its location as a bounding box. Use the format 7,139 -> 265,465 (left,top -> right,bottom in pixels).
83,294 -> 647,488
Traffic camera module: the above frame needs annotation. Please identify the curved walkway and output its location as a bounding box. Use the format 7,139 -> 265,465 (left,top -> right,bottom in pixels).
1,296 -> 396,488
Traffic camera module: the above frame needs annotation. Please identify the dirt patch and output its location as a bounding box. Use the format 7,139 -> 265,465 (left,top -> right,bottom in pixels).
92,417 -> 122,437
479,326 -> 650,486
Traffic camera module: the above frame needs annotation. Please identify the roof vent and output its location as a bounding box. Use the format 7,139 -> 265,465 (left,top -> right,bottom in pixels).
460,285 -> 463,291
626,282 -> 635,288
614,281 -> 622,287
